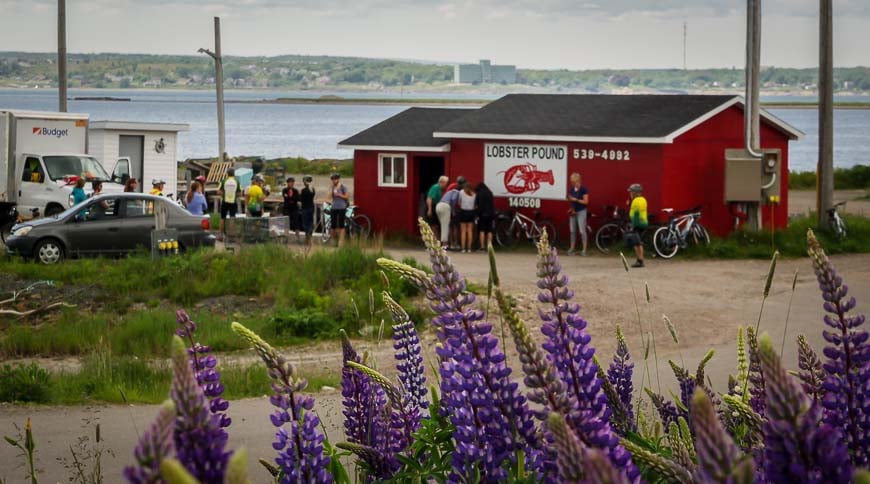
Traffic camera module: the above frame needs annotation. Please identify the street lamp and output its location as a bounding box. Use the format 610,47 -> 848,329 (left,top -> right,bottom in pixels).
199,17 -> 226,164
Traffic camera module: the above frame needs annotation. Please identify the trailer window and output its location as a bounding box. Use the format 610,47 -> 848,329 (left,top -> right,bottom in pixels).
378,154 -> 407,187
43,156 -> 110,182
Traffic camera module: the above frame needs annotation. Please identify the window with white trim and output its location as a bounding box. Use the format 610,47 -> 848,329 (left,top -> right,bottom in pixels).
378,154 -> 407,187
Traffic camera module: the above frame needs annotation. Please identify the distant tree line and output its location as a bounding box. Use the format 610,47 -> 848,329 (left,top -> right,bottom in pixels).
0,52 -> 868,92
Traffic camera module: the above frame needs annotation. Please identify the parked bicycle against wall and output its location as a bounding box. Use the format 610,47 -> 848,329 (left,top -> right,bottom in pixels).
827,201 -> 848,240
320,203 -> 372,243
495,210 -> 557,248
652,206 -> 710,259
593,205 -> 660,254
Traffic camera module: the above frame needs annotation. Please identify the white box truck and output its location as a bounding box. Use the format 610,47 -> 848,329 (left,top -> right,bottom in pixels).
1,110 -> 123,220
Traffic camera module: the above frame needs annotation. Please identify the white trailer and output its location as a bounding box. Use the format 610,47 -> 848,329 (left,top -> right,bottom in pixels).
0,110 -> 124,218
88,120 -> 189,199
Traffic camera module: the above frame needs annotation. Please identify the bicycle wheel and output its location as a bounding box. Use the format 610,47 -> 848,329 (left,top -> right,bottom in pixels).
689,223 -> 711,246
653,226 -> 680,259
595,222 -> 624,254
320,217 -> 332,243
834,216 -> 848,240
532,221 -> 558,246
351,214 -> 372,239
495,219 -> 516,247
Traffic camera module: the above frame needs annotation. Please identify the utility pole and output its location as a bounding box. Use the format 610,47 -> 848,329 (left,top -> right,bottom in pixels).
743,0 -> 763,230
57,0 -> 68,112
199,17 -> 226,164
818,0 -> 834,228
683,21 -> 687,71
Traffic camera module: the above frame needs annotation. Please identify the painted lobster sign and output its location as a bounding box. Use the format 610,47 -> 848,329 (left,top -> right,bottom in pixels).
484,143 -> 568,200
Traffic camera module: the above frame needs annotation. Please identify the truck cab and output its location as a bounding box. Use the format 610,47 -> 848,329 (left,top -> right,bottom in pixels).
16,153 -> 124,216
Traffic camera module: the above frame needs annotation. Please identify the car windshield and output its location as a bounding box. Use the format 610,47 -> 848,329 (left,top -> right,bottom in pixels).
43,156 -> 110,182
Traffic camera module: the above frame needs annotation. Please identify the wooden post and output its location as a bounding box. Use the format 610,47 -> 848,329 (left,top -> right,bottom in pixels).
818,0 -> 834,228
57,0 -> 68,112
214,17 -> 226,164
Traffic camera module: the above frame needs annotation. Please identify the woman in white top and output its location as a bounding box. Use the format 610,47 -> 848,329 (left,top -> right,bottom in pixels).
457,183 -> 477,253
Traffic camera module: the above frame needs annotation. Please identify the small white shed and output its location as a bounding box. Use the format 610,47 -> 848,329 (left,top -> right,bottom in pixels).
88,121 -> 189,197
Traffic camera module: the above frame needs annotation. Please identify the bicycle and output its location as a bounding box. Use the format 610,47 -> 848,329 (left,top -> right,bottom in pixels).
652,207 -> 710,259
494,210 -> 557,248
827,201 -> 848,240
593,205 -> 661,254
320,203 -> 372,243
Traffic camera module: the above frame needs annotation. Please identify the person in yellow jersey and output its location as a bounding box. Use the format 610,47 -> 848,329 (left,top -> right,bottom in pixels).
246,174 -> 266,217
626,183 -> 648,268
149,179 -> 166,196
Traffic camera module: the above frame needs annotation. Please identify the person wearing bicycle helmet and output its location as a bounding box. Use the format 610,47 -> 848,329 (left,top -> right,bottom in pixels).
300,175 -> 316,245
627,183 -> 648,268
329,173 -> 350,247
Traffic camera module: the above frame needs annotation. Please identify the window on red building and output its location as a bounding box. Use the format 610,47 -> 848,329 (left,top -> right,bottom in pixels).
378,154 -> 407,187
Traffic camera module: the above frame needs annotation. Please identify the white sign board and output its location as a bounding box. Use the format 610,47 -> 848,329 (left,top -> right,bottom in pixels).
484,143 -> 568,200
15,117 -> 88,154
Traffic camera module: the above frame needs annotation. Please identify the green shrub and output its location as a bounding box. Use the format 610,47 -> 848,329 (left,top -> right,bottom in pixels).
0,363 -> 51,403
270,308 -> 340,339
789,164 -> 870,190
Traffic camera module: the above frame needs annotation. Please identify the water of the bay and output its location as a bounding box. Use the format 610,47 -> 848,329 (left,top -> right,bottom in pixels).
1,88 -> 868,172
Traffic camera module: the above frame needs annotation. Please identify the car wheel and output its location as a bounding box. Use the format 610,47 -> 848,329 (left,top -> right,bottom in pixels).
34,238 -> 64,264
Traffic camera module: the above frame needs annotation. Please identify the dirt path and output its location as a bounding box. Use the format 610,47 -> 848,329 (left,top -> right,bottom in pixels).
2,248 -> 869,482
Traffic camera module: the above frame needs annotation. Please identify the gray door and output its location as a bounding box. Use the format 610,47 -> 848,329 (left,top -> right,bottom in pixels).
119,135 -> 144,192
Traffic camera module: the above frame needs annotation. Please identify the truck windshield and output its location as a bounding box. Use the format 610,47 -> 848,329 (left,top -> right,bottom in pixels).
43,156 -> 111,182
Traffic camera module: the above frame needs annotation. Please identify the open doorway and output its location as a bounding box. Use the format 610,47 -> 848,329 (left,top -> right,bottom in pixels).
119,135 -> 145,192
416,156 -> 445,219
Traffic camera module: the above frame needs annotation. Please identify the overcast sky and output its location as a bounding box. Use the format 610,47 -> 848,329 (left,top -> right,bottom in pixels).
1,0 -> 868,69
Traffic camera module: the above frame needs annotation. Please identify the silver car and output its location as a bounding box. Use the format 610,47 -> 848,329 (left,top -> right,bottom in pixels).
5,193 -> 216,264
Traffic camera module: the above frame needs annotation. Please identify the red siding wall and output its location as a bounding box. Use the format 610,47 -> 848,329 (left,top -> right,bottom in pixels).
662,106 -> 790,236
448,139 -> 666,240
352,106 -> 793,240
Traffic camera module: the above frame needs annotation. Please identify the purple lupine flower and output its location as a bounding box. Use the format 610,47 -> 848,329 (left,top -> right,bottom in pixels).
535,238 -> 638,481
606,326 -> 635,432
548,413 -> 629,484
175,310 -> 231,429
232,323 -> 331,483
339,331 -> 400,480
691,388 -> 755,483
169,335 -> 231,483
796,334 -> 827,405
746,327 -> 766,417
645,388 -> 680,428
383,292 -> 429,412
758,333 -> 853,483
392,220 -> 540,482
807,230 -> 869,467
124,400 -> 175,484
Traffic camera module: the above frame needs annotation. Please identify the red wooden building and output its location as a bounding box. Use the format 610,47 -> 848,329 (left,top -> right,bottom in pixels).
339,94 -> 803,238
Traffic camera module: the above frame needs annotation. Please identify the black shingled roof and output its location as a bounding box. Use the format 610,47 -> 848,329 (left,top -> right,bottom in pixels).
434,94 -> 739,139
339,107 -> 471,148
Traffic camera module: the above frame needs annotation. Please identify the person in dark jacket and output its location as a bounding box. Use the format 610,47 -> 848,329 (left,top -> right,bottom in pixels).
475,182 -> 495,251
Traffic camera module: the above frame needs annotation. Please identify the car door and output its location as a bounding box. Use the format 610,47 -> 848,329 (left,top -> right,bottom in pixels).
17,155 -> 53,213
63,198 -> 121,255
116,197 -> 157,252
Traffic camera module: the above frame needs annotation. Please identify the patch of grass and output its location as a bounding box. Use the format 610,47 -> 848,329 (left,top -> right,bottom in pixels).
0,355 -> 341,405
683,214 -> 870,259
0,245 -> 421,357
789,164 -> 870,190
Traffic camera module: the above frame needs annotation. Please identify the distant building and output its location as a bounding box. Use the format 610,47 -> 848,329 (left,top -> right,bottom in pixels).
454,59 -> 516,84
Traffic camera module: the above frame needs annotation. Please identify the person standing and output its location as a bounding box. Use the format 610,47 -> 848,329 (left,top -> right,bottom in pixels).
300,175 -> 316,246
475,182 -> 495,251
186,181 -> 208,216
426,176 -> 448,225
247,175 -> 266,217
218,168 -> 241,239
329,173 -> 350,247
282,177 -> 300,237
436,184 -> 460,250
627,183 -> 648,268
124,178 -> 139,192
149,179 -> 166,196
72,178 -> 87,219
458,182 -> 477,253
567,172 -> 590,256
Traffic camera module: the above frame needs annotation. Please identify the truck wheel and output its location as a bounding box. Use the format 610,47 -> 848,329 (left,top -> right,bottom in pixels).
45,204 -> 65,217
34,238 -> 65,264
